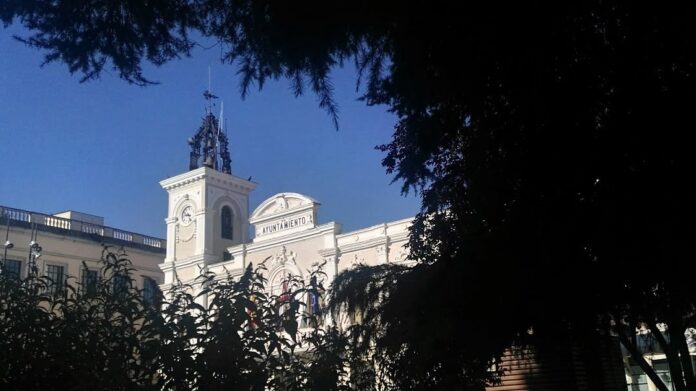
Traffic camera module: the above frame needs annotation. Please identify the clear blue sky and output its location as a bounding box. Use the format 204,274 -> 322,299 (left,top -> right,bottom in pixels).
0,28 -> 419,238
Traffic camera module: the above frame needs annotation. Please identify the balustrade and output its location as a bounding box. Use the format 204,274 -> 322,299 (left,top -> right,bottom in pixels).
0,205 -> 164,249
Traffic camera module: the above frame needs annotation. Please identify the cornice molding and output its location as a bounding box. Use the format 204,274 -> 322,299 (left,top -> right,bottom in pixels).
208,259 -> 246,277
389,232 -> 409,243
160,171 -> 206,191
249,203 -> 316,225
335,217 -> 413,239
339,236 -> 389,253
317,248 -> 340,258
241,222 -> 340,254
160,167 -> 256,192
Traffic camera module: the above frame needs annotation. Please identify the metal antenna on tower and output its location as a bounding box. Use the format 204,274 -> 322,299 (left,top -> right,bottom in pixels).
219,101 -> 224,134
218,101 -> 224,169
203,66 -> 218,111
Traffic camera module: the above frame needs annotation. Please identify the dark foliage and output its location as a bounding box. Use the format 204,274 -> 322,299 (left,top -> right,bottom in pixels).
0,0 -> 196,85
0,248 -> 163,390
0,248 -> 362,390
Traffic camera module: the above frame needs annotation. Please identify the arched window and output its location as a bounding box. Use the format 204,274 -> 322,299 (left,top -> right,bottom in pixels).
271,271 -> 295,330
221,206 -> 233,240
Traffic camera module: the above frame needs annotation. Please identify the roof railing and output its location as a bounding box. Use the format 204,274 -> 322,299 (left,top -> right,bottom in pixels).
0,205 -> 165,249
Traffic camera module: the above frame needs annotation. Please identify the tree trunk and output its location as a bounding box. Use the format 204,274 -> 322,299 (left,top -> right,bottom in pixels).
676,333 -> 696,391
669,314 -> 696,391
649,322 -> 686,391
618,327 -> 670,391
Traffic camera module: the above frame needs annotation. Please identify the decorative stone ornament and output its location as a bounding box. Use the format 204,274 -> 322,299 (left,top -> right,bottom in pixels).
271,245 -> 297,267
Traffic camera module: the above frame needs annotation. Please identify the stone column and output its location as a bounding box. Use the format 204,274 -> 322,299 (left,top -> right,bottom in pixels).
164,216 -> 178,263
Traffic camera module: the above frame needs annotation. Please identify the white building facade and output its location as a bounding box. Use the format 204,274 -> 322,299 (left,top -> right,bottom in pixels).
157,110 -> 412,311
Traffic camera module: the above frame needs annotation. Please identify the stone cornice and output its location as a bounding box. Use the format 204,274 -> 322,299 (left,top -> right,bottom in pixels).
158,261 -> 175,273
160,167 -> 256,193
339,236 -> 389,253
389,231 -> 409,243
208,260 -> 246,279
160,168 -> 206,190
317,248 -> 340,258
159,254 -> 205,272
232,222 -> 339,254
334,217 -> 411,253
336,217 -> 413,239
249,202 -> 316,225
206,171 -> 257,193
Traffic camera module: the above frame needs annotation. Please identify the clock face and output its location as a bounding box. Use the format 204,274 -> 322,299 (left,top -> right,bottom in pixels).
180,206 -> 194,225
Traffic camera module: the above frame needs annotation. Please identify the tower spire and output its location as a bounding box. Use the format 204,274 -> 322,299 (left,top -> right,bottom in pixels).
188,75 -> 231,174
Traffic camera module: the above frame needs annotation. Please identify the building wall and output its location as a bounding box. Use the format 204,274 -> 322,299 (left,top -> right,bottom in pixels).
158,189 -> 412,334
161,192 -> 412,290
1,208 -> 165,289
487,337 -> 627,391
158,170 -> 628,391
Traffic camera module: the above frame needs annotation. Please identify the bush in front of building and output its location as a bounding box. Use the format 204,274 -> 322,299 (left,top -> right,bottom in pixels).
0,247 -> 375,391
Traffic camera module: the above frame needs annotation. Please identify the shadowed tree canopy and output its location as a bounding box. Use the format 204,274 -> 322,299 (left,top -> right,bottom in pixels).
3,1 -> 696,389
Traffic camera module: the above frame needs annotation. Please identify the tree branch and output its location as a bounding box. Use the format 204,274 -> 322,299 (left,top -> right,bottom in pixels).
649,322 -> 685,391
618,327 -> 670,391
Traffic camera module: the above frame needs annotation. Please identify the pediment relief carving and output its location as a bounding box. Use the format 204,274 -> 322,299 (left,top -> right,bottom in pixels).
270,245 -> 297,268
251,192 -> 319,220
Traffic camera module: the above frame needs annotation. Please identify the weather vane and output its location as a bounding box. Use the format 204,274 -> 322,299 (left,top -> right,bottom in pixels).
203,66 -> 219,110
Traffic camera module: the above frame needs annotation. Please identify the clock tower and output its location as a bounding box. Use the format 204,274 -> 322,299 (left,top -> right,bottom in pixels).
159,105 -> 255,285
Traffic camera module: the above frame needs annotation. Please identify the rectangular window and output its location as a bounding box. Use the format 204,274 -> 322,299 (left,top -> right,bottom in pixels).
142,276 -> 160,306
81,268 -> 99,296
46,264 -> 65,295
2,259 -> 22,279
113,273 -> 130,300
